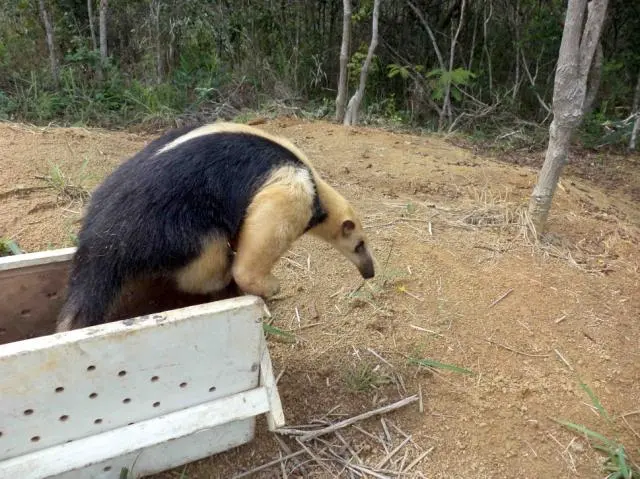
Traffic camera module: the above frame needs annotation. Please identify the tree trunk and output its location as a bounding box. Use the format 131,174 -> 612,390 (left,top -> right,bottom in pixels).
151,0 -> 163,84
38,0 -> 58,86
582,41 -> 603,117
87,0 -> 97,51
335,0 -> 352,123
343,0 -> 381,126
440,0 -> 466,130
99,0 -> 108,78
528,0 -> 609,236
628,70 -> 640,151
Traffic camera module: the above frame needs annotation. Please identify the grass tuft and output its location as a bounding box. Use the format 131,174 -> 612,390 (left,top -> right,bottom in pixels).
343,362 -> 392,393
408,357 -> 474,375
0,238 -> 23,256
555,380 -> 640,479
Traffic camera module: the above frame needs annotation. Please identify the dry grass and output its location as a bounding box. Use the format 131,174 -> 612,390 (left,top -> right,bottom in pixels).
234,395 -> 430,478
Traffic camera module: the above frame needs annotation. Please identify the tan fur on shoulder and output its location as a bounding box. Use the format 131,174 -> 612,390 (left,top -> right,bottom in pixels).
231,165 -> 315,298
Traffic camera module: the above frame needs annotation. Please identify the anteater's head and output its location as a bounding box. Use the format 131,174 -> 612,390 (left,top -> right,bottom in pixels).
335,216 -> 375,279
313,208 -> 375,280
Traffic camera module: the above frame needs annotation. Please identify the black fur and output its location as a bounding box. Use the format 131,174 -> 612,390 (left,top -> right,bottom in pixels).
60,125 -> 328,329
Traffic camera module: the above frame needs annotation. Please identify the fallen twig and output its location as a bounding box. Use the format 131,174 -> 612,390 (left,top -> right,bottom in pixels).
231,449 -> 306,478
488,288 -> 513,308
276,395 -> 419,441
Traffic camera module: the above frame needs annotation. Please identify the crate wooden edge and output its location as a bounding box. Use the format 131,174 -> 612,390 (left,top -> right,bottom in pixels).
0,248 -> 286,478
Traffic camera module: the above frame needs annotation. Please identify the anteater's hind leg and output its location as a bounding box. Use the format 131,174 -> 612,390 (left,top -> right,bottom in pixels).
175,236 -> 234,295
232,181 -> 313,299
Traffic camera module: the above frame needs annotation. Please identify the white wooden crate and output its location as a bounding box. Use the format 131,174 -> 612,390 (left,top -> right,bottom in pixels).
0,249 -> 285,478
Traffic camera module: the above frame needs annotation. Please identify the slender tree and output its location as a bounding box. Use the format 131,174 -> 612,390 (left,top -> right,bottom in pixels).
38,0 -> 58,85
528,0 -> 609,235
99,0 -> 108,77
630,70 -> 640,151
87,0 -> 97,51
343,0 -> 381,126
151,0 -> 163,84
335,0 -> 352,123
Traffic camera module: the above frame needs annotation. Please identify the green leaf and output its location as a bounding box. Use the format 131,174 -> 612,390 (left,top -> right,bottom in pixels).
263,323 -> 295,342
579,381 -> 611,423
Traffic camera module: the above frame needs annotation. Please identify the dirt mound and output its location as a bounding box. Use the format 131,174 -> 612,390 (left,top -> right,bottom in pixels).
1,119 -> 638,478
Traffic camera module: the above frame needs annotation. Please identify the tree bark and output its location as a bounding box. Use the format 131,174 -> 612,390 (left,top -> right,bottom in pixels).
440,0 -> 466,130
99,0 -> 108,74
582,41 -> 602,116
38,0 -> 58,86
343,0 -> 381,126
335,0 -> 352,123
630,70 -> 640,151
528,0 -> 609,236
407,1 -> 445,71
87,0 -> 97,51
151,0 -> 163,84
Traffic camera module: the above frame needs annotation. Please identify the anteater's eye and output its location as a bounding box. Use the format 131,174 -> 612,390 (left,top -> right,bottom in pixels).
355,241 -> 365,254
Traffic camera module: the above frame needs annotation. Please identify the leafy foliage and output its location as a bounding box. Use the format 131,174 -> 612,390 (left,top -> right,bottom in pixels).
0,0 -> 636,147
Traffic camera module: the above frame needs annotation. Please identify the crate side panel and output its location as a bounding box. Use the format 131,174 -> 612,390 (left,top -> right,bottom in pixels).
0,297 -> 265,461
0,261 -> 71,344
49,417 -> 255,479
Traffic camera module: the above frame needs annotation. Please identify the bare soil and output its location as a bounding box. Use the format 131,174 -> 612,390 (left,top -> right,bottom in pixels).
1,118 -> 639,479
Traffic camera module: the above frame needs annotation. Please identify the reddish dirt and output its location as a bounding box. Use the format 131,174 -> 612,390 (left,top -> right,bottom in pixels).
1,118 -> 639,478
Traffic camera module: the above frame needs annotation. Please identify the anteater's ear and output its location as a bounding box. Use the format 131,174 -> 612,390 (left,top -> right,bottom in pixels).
341,219 -> 356,237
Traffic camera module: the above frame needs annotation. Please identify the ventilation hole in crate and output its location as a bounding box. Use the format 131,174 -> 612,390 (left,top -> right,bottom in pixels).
153,401 -> 160,408
103,466 -> 112,472
209,386 -> 216,393
0,328 -> 6,336
46,291 -> 58,299
123,398 -> 131,404
128,422 -> 134,426
55,386 -> 64,393
0,431 -> 3,437
118,370 -> 127,377
179,382 -> 188,388
31,436 -> 40,442
59,415 -> 69,422
24,409 -> 34,416
151,375 -> 159,382
20,309 -> 31,317
89,392 -> 98,399
87,365 -> 96,372
94,418 -> 103,425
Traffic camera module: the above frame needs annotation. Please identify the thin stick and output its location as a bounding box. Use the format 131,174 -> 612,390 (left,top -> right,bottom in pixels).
376,435 -> 412,468
231,450 -> 306,478
295,438 -> 334,475
489,288 -> 513,308
554,314 -> 568,324
403,446 -> 434,472
554,349 -> 573,371
277,395 -> 419,441
418,384 -> 424,414
381,417 -> 392,446
410,325 -> 444,337
485,339 -> 550,358
367,348 -> 394,368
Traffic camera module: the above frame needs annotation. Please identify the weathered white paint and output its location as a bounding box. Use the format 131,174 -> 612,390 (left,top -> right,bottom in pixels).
51,418 -> 255,479
1,389 -> 269,478
0,249 -> 286,478
0,247 -> 75,271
